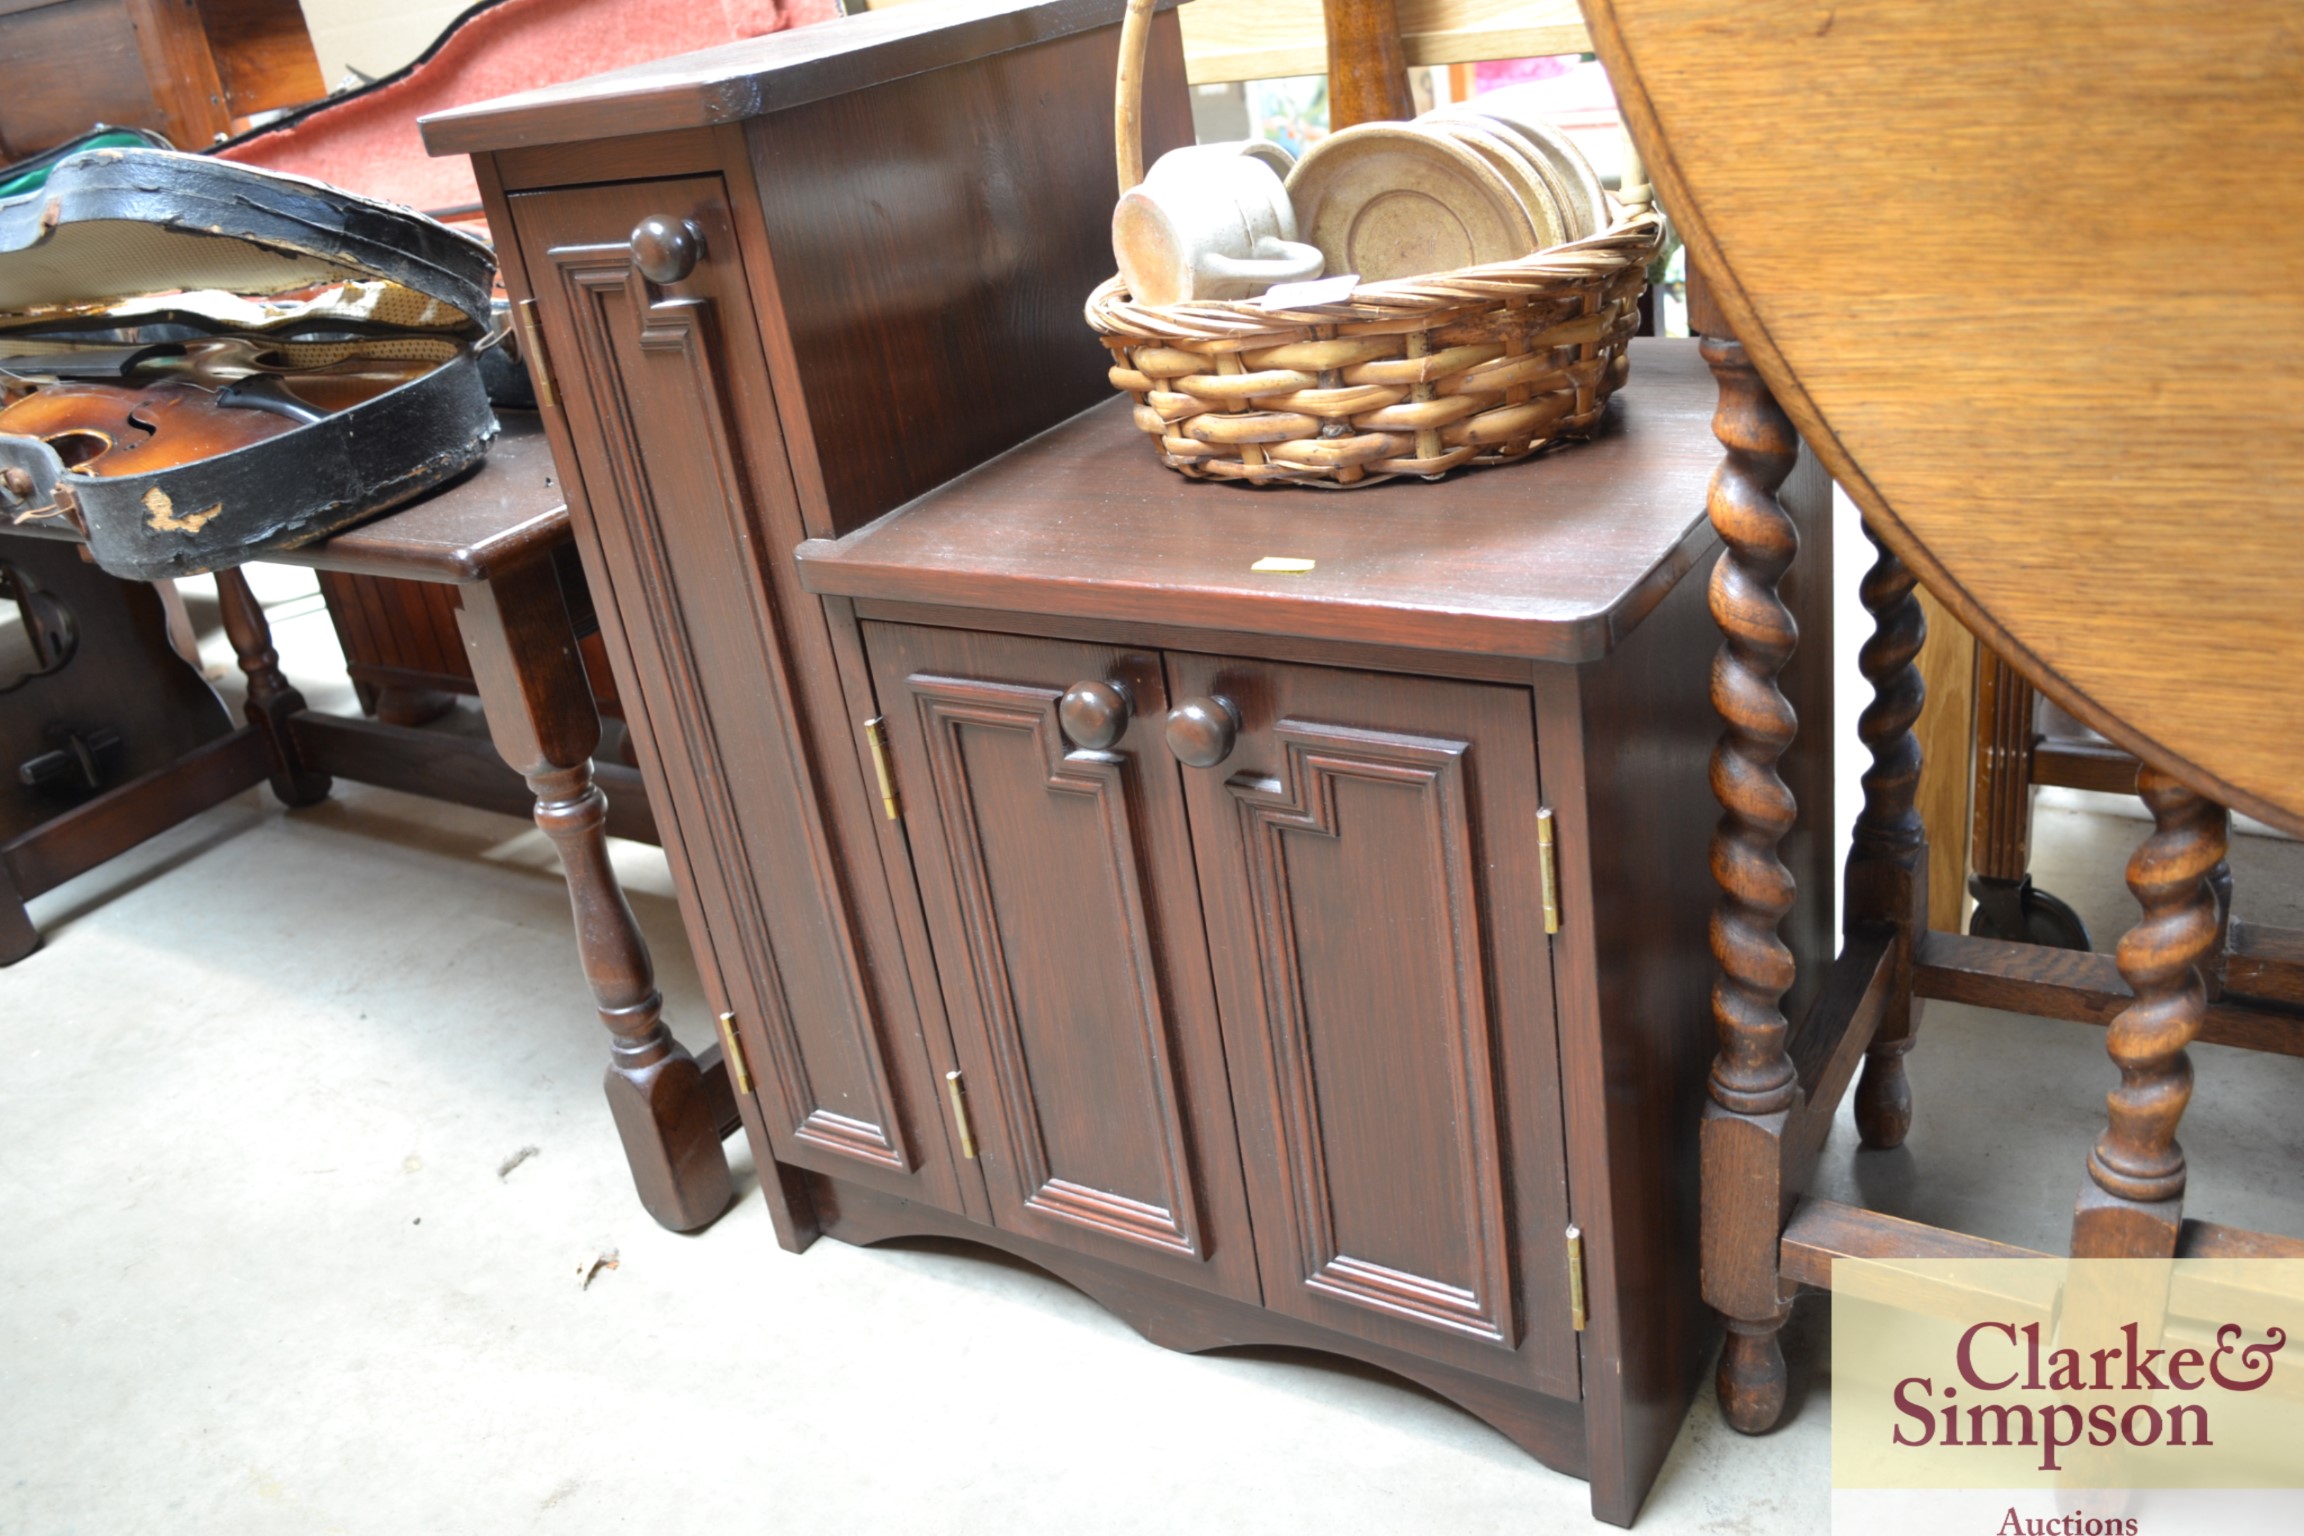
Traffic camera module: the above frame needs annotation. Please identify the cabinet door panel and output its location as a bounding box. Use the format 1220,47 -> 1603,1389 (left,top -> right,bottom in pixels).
1170,655 -> 1576,1394
511,177 -> 962,1209
866,623 -> 1258,1301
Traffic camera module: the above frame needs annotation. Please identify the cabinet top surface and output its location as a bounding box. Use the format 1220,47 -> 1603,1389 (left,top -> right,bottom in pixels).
419,0 -> 1178,156
797,337 -> 1723,665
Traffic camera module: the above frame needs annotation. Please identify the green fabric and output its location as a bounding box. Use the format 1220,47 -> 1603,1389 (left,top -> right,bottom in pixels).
0,131 -> 171,202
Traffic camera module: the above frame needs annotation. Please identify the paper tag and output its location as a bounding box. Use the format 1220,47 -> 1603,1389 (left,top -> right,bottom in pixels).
1250,556 -> 1317,574
1255,274 -> 1359,309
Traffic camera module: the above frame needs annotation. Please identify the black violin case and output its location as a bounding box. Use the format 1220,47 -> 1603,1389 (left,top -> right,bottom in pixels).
0,149 -> 496,580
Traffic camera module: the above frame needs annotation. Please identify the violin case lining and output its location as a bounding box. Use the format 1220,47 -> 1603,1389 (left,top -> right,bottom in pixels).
0,149 -> 497,580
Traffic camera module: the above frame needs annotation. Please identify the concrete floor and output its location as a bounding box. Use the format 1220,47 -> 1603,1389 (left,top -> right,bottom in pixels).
5,561 -> 2300,1536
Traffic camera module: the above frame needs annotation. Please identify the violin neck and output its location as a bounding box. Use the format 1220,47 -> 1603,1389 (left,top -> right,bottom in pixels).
0,344 -> 162,382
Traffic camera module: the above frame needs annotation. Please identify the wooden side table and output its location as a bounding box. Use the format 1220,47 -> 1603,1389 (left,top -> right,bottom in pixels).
0,415 -> 738,1232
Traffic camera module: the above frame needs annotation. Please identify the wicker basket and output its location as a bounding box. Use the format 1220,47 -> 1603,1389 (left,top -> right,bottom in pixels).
1087,0 -> 1666,489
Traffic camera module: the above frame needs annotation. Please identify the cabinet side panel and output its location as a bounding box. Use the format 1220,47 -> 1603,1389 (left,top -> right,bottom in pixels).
742,11 -> 1196,538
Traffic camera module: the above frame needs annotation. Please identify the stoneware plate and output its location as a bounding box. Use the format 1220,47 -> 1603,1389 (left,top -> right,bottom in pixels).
1427,118 -> 1569,252
1285,122 -> 1537,282
1433,109 -> 1583,241
1448,94 -> 1611,241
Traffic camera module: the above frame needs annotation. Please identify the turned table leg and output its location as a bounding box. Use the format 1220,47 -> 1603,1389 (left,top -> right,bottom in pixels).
2071,766 -> 2225,1257
455,552 -> 731,1233
214,566 -> 330,807
1849,520 -> 1929,1150
1967,647 -> 2090,951
1698,332 -> 1803,1433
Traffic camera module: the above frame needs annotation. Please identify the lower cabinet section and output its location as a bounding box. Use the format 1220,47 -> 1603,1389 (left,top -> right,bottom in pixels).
861,619 -> 1579,1394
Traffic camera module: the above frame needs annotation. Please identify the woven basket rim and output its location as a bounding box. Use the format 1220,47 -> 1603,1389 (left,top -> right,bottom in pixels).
1087,205 -> 1666,342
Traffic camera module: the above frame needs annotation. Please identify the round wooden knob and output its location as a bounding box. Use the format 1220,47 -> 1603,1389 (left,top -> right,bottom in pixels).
1165,696 -> 1240,768
0,467 -> 32,500
1059,680 -> 1131,750
630,216 -> 703,284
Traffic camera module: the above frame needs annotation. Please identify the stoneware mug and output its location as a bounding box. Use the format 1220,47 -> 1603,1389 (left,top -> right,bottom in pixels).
1144,138 -> 1298,209
1158,142 -> 1305,256
1114,146 -> 1323,304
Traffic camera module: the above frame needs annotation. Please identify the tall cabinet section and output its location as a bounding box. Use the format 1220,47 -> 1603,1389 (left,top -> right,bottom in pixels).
424,3 -> 1835,1525
429,0 -> 1198,1238
510,173 -> 960,1213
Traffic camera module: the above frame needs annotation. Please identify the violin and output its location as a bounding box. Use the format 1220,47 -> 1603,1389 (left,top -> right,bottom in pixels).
0,379 -> 306,476
0,345 -> 430,478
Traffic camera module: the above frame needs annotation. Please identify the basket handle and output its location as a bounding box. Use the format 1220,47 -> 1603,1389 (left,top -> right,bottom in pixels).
1115,0 -> 1157,193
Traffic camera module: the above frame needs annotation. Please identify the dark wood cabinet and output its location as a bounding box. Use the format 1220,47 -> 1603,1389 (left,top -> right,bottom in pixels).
422,1 -> 1834,1521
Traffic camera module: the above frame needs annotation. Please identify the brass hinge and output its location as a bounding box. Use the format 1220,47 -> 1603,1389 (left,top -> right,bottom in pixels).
1537,806 -> 1561,935
1566,1222 -> 1588,1332
944,1069 -> 978,1160
716,1011 -> 753,1095
513,298 -> 559,409
863,715 -> 900,820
